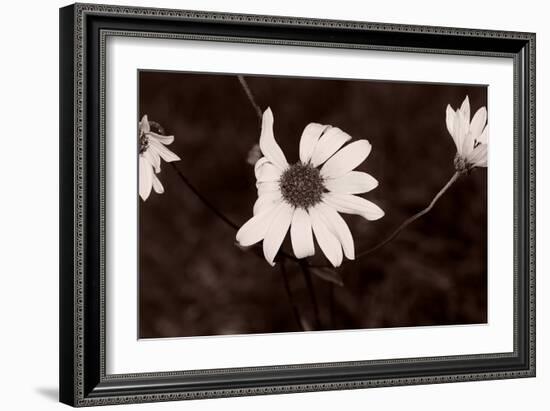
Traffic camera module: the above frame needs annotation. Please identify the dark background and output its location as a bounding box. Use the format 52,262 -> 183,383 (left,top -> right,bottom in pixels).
138,71 -> 487,338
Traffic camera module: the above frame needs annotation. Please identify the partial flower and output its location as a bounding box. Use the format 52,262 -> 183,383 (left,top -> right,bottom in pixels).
139,115 -> 180,201
446,96 -> 488,173
236,108 -> 384,267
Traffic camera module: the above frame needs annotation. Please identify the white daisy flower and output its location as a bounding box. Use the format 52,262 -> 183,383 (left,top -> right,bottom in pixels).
139,115 -> 180,201
445,96 -> 488,173
236,108 -> 384,267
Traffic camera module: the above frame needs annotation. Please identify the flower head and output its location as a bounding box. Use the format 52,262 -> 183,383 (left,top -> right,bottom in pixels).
236,108 -> 384,267
446,96 -> 488,173
139,115 -> 180,201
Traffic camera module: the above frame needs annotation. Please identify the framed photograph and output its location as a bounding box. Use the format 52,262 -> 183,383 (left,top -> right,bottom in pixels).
59,3 -> 536,407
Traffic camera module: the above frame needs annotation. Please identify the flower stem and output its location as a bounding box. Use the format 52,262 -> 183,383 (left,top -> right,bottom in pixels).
356,171 -> 461,259
280,259 -> 305,331
171,162 -> 239,230
329,283 -> 335,328
237,75 -> 263,122
299,260 -> 321,329
171,162 -> 299,262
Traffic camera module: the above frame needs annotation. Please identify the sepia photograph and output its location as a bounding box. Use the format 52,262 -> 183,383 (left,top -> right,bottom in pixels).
138,71 -> 488,338
56,3 -> 536,406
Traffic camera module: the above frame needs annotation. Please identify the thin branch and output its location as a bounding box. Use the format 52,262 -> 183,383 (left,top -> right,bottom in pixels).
171,162 -> 299,262
237,75 -> 263,121
171,162 -> 239,230
356,171 -> 461,259
280,260 -> 305,331
299,260 -> 321,329
329,283 -> 335,328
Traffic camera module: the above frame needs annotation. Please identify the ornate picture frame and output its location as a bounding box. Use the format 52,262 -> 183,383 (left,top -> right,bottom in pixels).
59,3 -> 535,407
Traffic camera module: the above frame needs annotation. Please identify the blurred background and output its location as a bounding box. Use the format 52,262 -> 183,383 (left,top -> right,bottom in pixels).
138,71 -> 487,338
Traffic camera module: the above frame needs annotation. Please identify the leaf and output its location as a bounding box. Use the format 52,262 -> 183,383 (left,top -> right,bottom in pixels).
309,267 -> 344,287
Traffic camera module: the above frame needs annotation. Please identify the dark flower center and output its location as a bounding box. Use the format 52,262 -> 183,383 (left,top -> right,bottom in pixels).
139,120 -> 165,154
279,162 -> 325,209
453,153 -> 473,175
139,132 -> 149,154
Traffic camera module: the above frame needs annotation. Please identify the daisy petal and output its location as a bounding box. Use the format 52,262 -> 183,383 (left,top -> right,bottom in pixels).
453,109 -> 467,156
150,132 -> 175,145
477,125 -> 488,145
324,171 -> 378,194
254,157 -> 270,179
259,108 -> 288,170
257,181 -> 280,196
460,95 -> 470,125
299,123 -> 329,164
263,203 -> 294,266
257,162 -> 282,182
139,115 -> 150,133
149,139 -> 180,162
142,148 -> 161,173
324,193 -> 384,221
461,132 -> 476,158
462,106 -> 487,155
469,144 -> 488,167
446,105 -> 459,149
317,203 -> 354,260
310,127 -> 352,167
152,173 -> 164,194
253,192 -> 282,215
320,140 -> 372,179
309,206 -> 343,267
470,106 -> 487,140
139,156 -> 153,201
236,203 -> 282,247
290,207 -> 315,258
